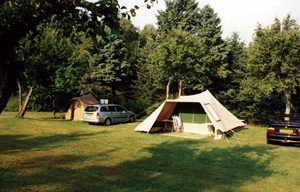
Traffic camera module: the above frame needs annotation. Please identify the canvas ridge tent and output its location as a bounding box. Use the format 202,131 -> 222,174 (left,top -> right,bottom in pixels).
65,94 -> 98,121
135,90 -> 245,139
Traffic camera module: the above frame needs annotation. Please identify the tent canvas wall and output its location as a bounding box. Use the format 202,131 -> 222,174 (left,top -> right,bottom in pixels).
65,94 -> 98,121
172,102 -> 213,135
135,90 -> 245,136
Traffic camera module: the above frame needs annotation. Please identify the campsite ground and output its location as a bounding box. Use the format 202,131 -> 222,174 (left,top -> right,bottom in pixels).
0,112 -> 299,192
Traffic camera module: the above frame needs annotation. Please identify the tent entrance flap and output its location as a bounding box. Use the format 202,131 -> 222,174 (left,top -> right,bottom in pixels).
156,102 -> 177,121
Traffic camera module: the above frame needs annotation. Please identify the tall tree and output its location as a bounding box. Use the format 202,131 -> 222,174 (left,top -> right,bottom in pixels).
196,5 -> 227,93
217,32 -> 246,112
119,18 -> 140,62
0,0 -> 120,113
240,15 -> 300,121
119,18 -> 140,97
157,0 -> 200,32
54,31 -> 92,95
139,28 -> 220,95
16,23 -> 86,115
81,28 -> 130,101
139,24 -> 157,47
135,25 -> 161,100
137,2 -> 227,100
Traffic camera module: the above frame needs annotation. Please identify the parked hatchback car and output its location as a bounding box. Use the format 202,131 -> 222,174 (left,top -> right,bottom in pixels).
266,116 -> 300,145
82,104 -> 135,125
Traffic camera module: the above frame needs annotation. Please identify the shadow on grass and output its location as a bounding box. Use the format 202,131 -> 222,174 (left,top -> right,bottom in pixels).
0,140 -> 277,192
22,117 -> 79,122
0,132 -> 107,154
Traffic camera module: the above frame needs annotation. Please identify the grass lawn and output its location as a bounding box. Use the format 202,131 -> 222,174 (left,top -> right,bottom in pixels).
0,112 -> 299,192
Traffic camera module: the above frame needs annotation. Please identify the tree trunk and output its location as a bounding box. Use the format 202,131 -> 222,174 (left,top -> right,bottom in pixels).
18,85 -> 34,118
111,87 -> 116,104
284,91 -> 292,122
166,80 -> 171,99
17,80 -> 22,114
178,80 -> 183,98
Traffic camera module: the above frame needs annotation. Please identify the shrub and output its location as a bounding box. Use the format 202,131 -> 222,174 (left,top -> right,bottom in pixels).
4,96 -> 19,112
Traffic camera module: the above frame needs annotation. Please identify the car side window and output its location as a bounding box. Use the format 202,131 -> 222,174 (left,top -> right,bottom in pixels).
116,106 -> 124,112
101,106 -> 108,112
108,106 -> 116,112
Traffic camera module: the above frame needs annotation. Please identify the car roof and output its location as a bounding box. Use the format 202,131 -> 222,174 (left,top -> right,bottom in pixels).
90,104 -> 121,107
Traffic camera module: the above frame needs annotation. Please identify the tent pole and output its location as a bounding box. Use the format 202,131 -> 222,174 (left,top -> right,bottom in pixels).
166,80 -> 171,99
229,130 -> 240,143
192,103 -> 195,123
230,129 -> 241,143
225,134 -> 231,145
214,128 -> 221,140
178,80 -> 183,97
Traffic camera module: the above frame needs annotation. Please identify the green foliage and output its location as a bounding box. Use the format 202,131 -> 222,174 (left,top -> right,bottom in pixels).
82,28 -> 130,98
157,0 -> 200,32
217,32 -> 247,113
123,98 -> 152,117
143,27 -> 220,90
238,77 -> 285,123
239,15 -> 300,122
9,1 -> 140,111
135,27 -> 164,100
3,1 -> 300,123
119,18 -> 140,86
16,21 -> 93,111
247,17 -> 300,94
28,84 -> 55,111
17,23 -> 75,86
55,33 -> 92,94
0,0 -> 121,113
133,101 -> 162,119
3,96 -> 19,112
136,2 -> 227,100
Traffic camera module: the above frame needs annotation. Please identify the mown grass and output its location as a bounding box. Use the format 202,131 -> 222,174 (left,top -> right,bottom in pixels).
0,112 -> 299,192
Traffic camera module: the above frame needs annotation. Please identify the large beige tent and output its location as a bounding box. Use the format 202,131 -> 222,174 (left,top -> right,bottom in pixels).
65,94 -> 98,121
135,90 -> 245,137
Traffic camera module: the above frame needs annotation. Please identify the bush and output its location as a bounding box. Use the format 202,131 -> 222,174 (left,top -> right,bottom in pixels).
124,98 -> 152,113
4,96 -> 19,112
126,99 -> 162,119
123,98 -> 166,119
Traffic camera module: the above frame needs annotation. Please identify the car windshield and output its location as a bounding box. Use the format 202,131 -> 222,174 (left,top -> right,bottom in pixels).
84,106 -> 98,112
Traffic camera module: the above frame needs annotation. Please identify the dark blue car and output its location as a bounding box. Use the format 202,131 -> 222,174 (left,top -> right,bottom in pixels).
267,116 -> 300,145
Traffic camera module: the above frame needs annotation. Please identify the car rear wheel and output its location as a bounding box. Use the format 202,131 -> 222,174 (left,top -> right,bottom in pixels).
104,118 -> 111,126
129,116 -> 136,122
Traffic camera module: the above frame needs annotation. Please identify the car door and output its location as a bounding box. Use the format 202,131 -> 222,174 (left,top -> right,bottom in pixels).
115,105 -> 128,122
107,106 -> 118,123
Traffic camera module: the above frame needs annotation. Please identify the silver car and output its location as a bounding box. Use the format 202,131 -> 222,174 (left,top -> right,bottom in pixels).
82,104 -> 135,125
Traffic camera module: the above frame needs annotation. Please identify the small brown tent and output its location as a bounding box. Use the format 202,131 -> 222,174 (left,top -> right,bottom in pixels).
65,94 -> 98,120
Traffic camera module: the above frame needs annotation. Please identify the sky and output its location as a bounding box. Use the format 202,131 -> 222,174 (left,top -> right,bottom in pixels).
118,0 -> 300,43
